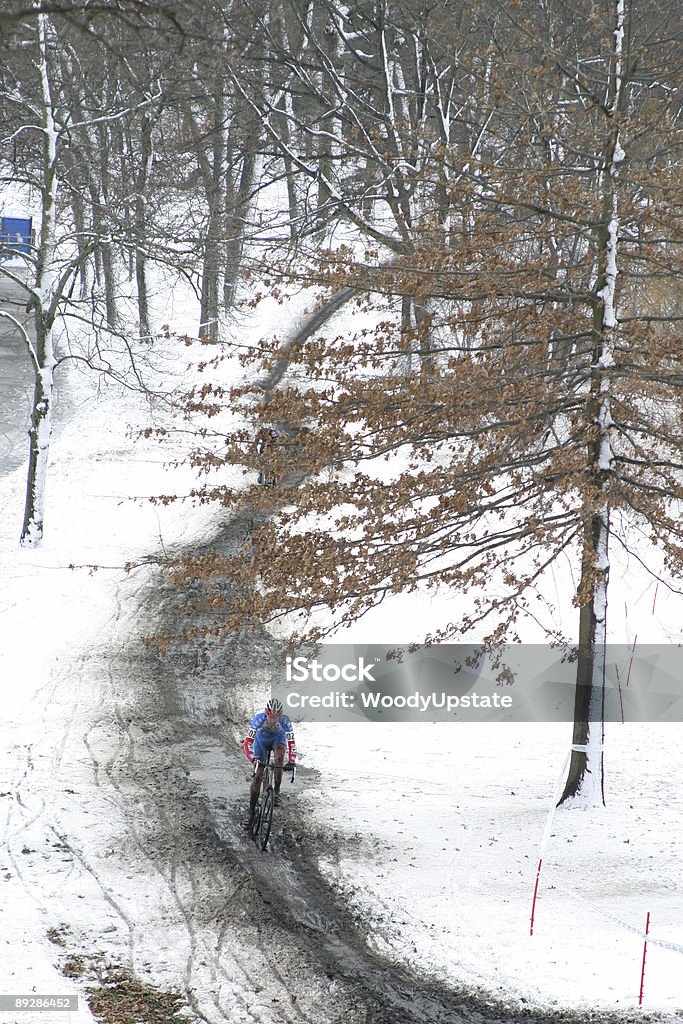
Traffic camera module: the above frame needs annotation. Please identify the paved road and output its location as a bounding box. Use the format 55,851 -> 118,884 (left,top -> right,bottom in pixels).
0,267 -> 68,478
0,267 -> 35,476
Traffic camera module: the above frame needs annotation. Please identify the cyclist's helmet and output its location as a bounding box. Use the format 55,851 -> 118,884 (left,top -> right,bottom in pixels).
265,697 -> 283,718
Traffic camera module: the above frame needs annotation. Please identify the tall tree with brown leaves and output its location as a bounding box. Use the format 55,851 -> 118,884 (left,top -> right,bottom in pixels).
173,0 -> 682,805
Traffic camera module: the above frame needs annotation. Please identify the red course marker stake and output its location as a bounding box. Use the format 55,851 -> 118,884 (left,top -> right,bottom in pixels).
639,911 -> 651,1006
530,858 -> 543,936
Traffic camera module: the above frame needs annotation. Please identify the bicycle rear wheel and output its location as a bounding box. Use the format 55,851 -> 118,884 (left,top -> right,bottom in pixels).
250,796 -> 262,841
258,788 -> 274,850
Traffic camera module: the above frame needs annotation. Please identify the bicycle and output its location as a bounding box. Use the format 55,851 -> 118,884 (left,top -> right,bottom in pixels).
250,754 -> 296,851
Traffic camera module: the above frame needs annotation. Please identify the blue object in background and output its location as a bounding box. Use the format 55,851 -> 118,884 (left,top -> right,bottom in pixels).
1,217 -> 32,256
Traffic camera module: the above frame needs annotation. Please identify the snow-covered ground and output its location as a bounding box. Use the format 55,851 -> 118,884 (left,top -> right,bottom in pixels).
298,720 -> 683,1014
0,333 -> 218,1017
1,283 -> 682,1022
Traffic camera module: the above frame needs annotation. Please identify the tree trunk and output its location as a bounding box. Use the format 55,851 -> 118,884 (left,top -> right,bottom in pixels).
21,13 -> 58,547
134,115 -> 154,340
135,249 -> 151,340
90,191 -> 118,329
96,109 -> 118,328
100,236 -> 118,329
224,147 -> 256,310
558,284 -> 612,807
21,349 -> 55,547
62,157 -> 91,299
559,0 -> 625,806
558,513 -> 607,805
198,91 -> 226,343
199,218 -> 221,342
274,94 -> 301,241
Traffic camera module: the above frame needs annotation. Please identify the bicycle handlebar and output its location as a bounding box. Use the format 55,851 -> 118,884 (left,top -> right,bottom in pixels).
253,759 -> 296,770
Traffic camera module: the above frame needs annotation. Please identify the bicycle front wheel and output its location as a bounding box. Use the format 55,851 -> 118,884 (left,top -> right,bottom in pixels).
258,789 -> 274,850
250,796 -> 262,841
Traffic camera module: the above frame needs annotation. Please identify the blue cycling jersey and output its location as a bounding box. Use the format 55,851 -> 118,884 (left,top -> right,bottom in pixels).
249,711 -> 294,734
243,711 -> 297,764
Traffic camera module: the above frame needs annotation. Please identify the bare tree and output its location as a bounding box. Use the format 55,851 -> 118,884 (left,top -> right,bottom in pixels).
0,14 -> 79,544
1,10 -> 167,542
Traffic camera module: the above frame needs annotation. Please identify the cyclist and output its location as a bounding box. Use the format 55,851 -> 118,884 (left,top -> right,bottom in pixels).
242,698 -> 297,828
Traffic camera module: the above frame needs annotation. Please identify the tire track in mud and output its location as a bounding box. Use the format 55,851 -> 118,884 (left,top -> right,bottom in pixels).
57,560 -> 364,1024
212,789 -> 523,1024
76,670 -> 254,1023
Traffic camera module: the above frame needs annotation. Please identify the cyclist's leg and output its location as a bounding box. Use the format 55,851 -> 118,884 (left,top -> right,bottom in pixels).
247,734 -> 269,825
249,761 -> 264,819
272,739 -> 286,794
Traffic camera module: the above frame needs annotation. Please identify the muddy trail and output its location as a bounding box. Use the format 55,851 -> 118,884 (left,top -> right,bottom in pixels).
110,510 -> 640,1024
